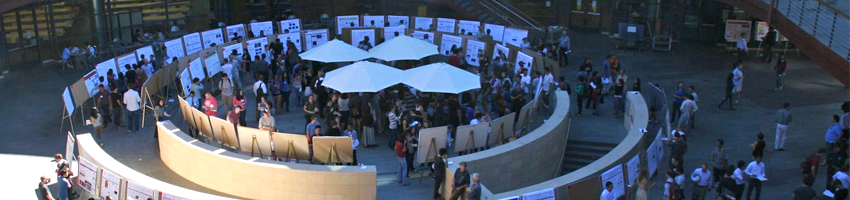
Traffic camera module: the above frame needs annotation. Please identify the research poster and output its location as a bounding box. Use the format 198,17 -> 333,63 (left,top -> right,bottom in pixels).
725,20 -> 752,42
413,30 -> 435,44
627,154 -> 640,186
250,21 -> 274,37
77,157 -> 98,195
134,45 -> 155,62
414,17 -> 434,30
64,131 -> 74,163
647,129 -> 664,177
225,24 -> 245,42
158,192 -> 191,200
182,32 -> 203,56
115,53 -> 138,74
492,43 -> 509,61
440,34 -> 463,55
351,29 -> 376,47
63,87 -> 74,115
100,168 -> 122,199
503,27 -> 528,48
82,70 -> 100,97
363,15 -> 385,27
465,39 -> 486,66
189,57 -> 206,81
388,15 -> 409,27
125,180 -> 155,200
601,165 -> 626,198
179,69 -> 191,96
383,27 -> 406,41
245,37 -> 269,60
484,23 -> 506,42
458,20 -> 481,36
95,59 -> 118,83
201,28 -> 225,49
221,43 -> 243,58
164,38 -> 186,60
204,54 -> 221,78
336,15 -> 360,34
521,187 -> 555,200
755,21 -> 769,41
304,29 -> 329,51
277,32 -> 303,52
279,19 -> 302,34
436,18 -> 457,33
515,51 -> 534,73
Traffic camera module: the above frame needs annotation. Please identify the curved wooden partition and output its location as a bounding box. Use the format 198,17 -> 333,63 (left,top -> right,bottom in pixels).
157,121 -> 377,200
76,133 -> 234,199
441,90 -> 571,198
489,92 -> 650,200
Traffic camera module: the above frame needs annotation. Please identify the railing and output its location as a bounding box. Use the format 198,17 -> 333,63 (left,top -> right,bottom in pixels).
774,0 -> 850,61
475,0 -> 544,31
487,0 -> 543,30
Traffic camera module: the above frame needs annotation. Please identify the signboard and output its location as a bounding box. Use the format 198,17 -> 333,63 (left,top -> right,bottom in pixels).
388,15 -> 409,27
647,128 -> 664,177
95,59 -> 118,83
182,32 -> 203,55
521,188 -> 555,200
436,18 -> 457,33
245,37 -> 269,60
158,192 -> 191,200
82,70 -> 100,97
336,15 -> 360,34
304,29 -> 329,51
413,30 -> 434,44
77,156 -> 98,195
62,87 -> 75,115
221,43 -> 243,58
414,17 -> 433,30
204,54 -> 221,78
440,34 -> 463,55
125,180 -> 155,200
201,28 -> 225,48
164,38 -> 186,60
627,154 -> 640,186
189,57 -> 206,81
363,15 -> 385,27
351,29 -> 376,47
601,165 -> 626,198
134,45 -> 155,62
492,43 -> 509,61
64,131 -> 75,162
465,39 -> 486,66
225,24 -> 246,42
503,27 -> 529,47
755,21 -> 769,41
484,23 -> 506,42
250,21 -> 274,37
179,69 -> 191,96
279,19 -> 302,34
99,168 -> 122,199
277,33 -> 302,52
116,53 -> 138,74
457,20 -> 481,37
515,51 -> 534,73
724,20 -> 752,42
383,27 -> 406,41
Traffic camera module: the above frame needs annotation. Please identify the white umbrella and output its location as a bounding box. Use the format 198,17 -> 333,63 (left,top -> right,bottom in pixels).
402,63 -> 480,94
322,61 -> 403,93
369,35 -> 438,61
299,39 -> 371,63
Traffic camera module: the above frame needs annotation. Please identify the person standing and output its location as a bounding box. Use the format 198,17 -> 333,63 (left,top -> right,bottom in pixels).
387,106 -> 400,148
711,139 -> 729,187
745,156 -> 765,200
38,176 -> 54,200
190,78 -> 204,100
110,87 -> 123,129
96,85 -> 112,128
835,165 -> 850,191
344,124 -> 359,165
732,63 -> 745,104
733,161 -> 747,199
219,74 -> 234,112
203,92 -> 218,116
600,181 -> 616,200
763,28 -> 777,63
558,31 -> 570,67
671,82 -> 686,123
433,148 -> 448,199
774,54 -> 787,90
613,79 -> 625,117
751,132 -> 767,159
774,103 -> 792,151
834,179 -> 849,200
828,145 -> 845,190
258,110 -> 275,131
718,71 -> 736,110
449,162 -> 470,200
736,33 -> 748,62
56,170 -> 71,200
395,136 -> 410,186
678,94 -> 698,131
691,163 -> 713,200
123,86 -> 142,132
467,173 -> 481,200
575,77 -> 587,116
791,176 -> 815,200
688,86 -> 699,128
90,108 -> 104,145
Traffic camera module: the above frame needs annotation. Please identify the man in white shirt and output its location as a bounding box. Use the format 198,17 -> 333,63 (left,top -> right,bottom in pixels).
833,165 -> 850,189
745,156 -> 765,200
541,68 -> 555,109
123,87 -> 142,132
736,33 -> 748,62
599,181 -> 616,200
678,94 -> 698,131
732,161 -> 746,199
141,61 -> 153,79
221,58 -> 234,82
732,63 -> 744,104
520,70 -> 531,93
690,163 -> 712,200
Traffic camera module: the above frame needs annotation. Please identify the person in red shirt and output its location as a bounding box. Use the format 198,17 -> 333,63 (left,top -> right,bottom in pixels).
396,135 -> 410,186
448,48 -> 462,67
203,92 -> 218,116
226,106 -> 242,126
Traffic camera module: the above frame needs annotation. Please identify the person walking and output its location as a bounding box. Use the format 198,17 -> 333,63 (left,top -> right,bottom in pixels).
791,175 -> 815,200
732,161 -> 747,200
123,86 -> 142,132
718,70 -> 736,110
711,139 -> 729,188
745,156 -> 765,200
671,82 -> 686,122
774,53 -> 787,90
678,94 -> 698,131
691,163 -> 713,200
732,63 -> 745,104
762,28 -> 777,63
751,132 -> 767,159
774,103 -> 792,151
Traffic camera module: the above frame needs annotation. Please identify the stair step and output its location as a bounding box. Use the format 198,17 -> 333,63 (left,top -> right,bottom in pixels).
564,149 -> 607,159
563,156 -> 598,165
565,144 -> 614,153
567,140 -> 618,148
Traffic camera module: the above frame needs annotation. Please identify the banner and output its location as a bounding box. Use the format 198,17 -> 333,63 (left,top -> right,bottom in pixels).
279,19 -> 302,34
77,157 -> 98,195
336,15 -> 360,34
484,23 -> 506,42
465,39 -> 486,66
164,38 -> 186,60
724,20 -> 752,42
99,168 -> 122,199
63,88 -> 75,115
437,18 -> 457,33
245,37 -> 269,60
351,29 -> 376,47
116,53 -> 138,74
125,180 -> 155,200
627,154 -> 640,186
440,34 -> 462,55
201,28 -> 225,49
225,24 -> 245,42
250,21 -> 274,37
304,29 -> 329,51
204,54 -> 221,78
363,15 -> 385,27
383,27 -> 406,41
388,15 -> 409,27
458,20 -> 481,37
277,33 -> 303,52
414,17 -> 433,30
412,30 -> 434,44
503,27 -> 529,48
521,188 -> 555,200
601,165 -> 626,198
134,45 -> 155,62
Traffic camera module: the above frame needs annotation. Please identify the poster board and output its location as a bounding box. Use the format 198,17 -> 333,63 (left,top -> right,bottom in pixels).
484,23 -> 506,42
125,180 -> 155,200
363,15 -> 385,27
96,59 -> 118,82
204,54 -> 222,78
225,24 -> 246,42
724,20 -> 752,42
387,15 -> 410,28
182,32 -> 203,55
514,101 -> 534,135
279,19 -> 302,34
179,69 -> 191,96
208,116 -> 239,148
457,20 -> 481,37
336,15 -> 360,34
487,112 -> 515,146
414,17 -> 434,30
440,34 -> 463,56
304,29 -> 329,51
237,126 -> 273,156
158,192 -> 191,200
515,51 -> 534,73
626,154 -> 640,186
164,38 -> 186,60
436,18 -> 457,33
647,128 -> 663,177
82,69 -> 101,97
177,97 -> 193,130
465,39 -> 486,66
189,57 -> 206,81
417,126 -> 448,164
134,45 -> 155,62
245,37 -> 269,60
503,27 -> 528,48
99,168 -> 123,199
412,30 -> 435,44
63,87 -> 75,115
383,27 -> 406,41
277,32 -> 303,52
600,165 -> 626,198
312,136 -> 354,163
69,70 -> 95,107
250,21 -> 274,37
492,43 -> 510,61
454,122 -> 490,153
201,28 -> 225,49
77,156 -> 99,195
521,187 -> 555,200
116,53 -> 138,75
351,29 -> 376,47
271,132 -> 311,161
65,132 -> 75,166
191,108 -> 213,139
755,21 -> 769,41
220,42 -> 244,59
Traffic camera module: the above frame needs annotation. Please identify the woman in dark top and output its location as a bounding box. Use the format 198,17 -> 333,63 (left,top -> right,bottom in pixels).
752,132 -> 767,159
632,78 -> 642,92
580,57 -> 592,72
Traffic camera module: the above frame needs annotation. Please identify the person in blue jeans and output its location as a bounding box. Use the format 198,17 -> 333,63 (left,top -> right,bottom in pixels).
396,136 -> 410,186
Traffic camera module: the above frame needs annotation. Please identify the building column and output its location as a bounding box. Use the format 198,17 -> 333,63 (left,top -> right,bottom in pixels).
92,0 -> 108,46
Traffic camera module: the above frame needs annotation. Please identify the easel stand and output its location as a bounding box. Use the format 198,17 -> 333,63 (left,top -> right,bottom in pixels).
419,138 -> 438,184
249,135 -> 263,159
464,130 -> 475,154
60,107 -> 76,135
523,111 -> 531,135
326,144 -> 342,165
497,124 -> 507,145
283,140 -> 299,163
